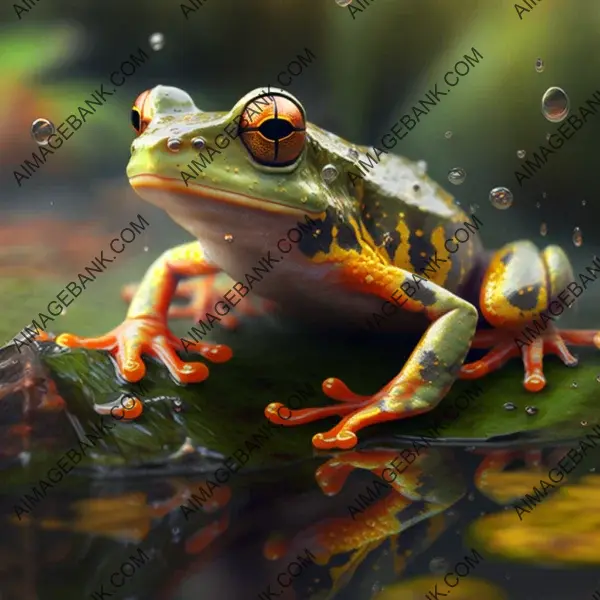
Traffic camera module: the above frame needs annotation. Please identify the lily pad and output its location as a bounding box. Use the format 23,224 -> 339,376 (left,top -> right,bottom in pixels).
12,319 -> 600,470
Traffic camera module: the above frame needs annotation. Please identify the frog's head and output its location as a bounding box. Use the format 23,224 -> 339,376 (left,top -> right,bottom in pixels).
127,86 -> 345,228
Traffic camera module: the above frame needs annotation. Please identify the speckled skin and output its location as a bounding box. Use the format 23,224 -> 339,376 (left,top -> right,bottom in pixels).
55,85 -> 600,451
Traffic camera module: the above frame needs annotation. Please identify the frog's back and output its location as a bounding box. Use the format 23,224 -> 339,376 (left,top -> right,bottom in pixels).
353,147 -> 484,295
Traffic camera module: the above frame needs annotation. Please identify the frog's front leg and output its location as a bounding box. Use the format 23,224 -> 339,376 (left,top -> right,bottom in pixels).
122,274 -> 276,328
56,242 -> 232,384
460,242 -> 600,391
265,258 -> 478,450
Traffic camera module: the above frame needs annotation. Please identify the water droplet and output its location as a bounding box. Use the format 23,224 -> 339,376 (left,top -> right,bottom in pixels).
535,58 -> 544,73
582,199 -> 587,207
447,168 -> 466,185
31,118 -> 55,146
581,420 -> 588,426
429,557 -> 449,574
416,160 -> 427,176
173,399 -> 183,412
224,233 -> 234,243
503,402 -> 517,411
149,32 -> 165,51
540,222 -> 548,236
489,186 -> 513,210
541,86 -> 570,123
517,149 -> 526,159
571,381 -> 578,389
321,164 -> 339,184
347,147 -> 359,161
444,130 -> 453,139
525,405 -> 538,415
167,138 -> 182,151
143,246 -> 149,252
572,226 -> 583,247
335,0 -> 352,5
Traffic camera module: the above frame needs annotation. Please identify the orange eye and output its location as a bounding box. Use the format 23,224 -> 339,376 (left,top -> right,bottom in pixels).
239,93 -> 306,167
131,89 -> 153,135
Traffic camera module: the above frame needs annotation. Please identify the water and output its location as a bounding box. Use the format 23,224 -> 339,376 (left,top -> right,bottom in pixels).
541,86 -> 570,123
2,2 -> 600,599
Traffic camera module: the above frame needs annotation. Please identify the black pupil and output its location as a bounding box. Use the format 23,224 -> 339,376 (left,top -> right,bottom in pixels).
131,109 -> 141,132
259,118 -> 294,141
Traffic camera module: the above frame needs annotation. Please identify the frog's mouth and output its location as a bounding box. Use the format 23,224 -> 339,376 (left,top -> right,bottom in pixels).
129,175 -> 323,218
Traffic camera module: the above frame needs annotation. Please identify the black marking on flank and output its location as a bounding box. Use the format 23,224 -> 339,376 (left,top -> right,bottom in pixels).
507,284 -> 542,311
500,251 -> 514,265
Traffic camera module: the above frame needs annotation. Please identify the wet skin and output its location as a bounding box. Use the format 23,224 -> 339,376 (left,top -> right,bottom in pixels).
54,85 -> 600,450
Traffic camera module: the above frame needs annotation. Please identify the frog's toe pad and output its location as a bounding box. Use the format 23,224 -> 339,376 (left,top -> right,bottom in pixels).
460,327 -> 598,392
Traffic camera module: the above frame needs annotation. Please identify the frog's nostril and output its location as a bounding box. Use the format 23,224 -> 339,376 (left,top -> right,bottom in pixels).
167,137 -> 182,152
191,136 -> 206,151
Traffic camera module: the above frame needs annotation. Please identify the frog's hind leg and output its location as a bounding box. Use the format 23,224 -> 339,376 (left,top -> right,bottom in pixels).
265,260 -> 478,450
460,242 -> 600,391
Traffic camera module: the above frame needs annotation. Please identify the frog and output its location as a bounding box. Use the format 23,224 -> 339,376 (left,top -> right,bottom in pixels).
53,85 -> 600,451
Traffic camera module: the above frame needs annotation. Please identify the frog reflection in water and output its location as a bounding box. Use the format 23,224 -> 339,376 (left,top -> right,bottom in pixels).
260,447 -> 540,599
52,85 -> 600,450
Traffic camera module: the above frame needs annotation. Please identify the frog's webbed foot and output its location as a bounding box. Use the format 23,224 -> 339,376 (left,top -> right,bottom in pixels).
56,315 -> 231,386
460,242 -> 598,392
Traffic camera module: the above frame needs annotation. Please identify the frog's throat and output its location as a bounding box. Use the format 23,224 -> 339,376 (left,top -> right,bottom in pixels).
129,175 -> 321,218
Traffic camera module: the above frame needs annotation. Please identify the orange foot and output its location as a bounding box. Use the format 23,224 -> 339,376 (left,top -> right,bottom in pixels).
459,326 -> 599,391
122,276 -> 276,329
55,315 -> 232,385
264,378 -> 419,451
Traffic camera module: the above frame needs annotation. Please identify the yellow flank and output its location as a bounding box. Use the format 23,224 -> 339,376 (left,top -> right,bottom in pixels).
429,225 -> 452,286
393,219 -> 412,270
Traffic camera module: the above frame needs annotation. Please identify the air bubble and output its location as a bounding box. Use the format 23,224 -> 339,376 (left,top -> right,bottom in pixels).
540,222 -> 548,236
503,402 -> 517,411
416,160 -> 427,176
321,164 -> 339,184
149,32 -> 165,51
447,167 -> 466,185
224,234 -> 234,243
517,149 -> 526,159
541,86 -> 570,123
444,131 -> 453,139
31,118 -> 55,146
582,199 -> 587,207
572,227 -> 583,247
173,399 -> 183,412
489,187 -> 513,210
525,405 -> 538,415
535,58 -> 544,73
336,0 -> 352,5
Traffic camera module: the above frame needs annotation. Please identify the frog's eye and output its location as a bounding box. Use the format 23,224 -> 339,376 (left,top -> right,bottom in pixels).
131,90 -> 153,135
239,93 -> 306,167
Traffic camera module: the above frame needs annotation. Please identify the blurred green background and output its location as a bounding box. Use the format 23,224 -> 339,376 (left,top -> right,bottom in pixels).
0,0 -> 599,341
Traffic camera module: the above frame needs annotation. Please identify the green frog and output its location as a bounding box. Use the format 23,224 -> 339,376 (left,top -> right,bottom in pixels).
54,85 -> 600,451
